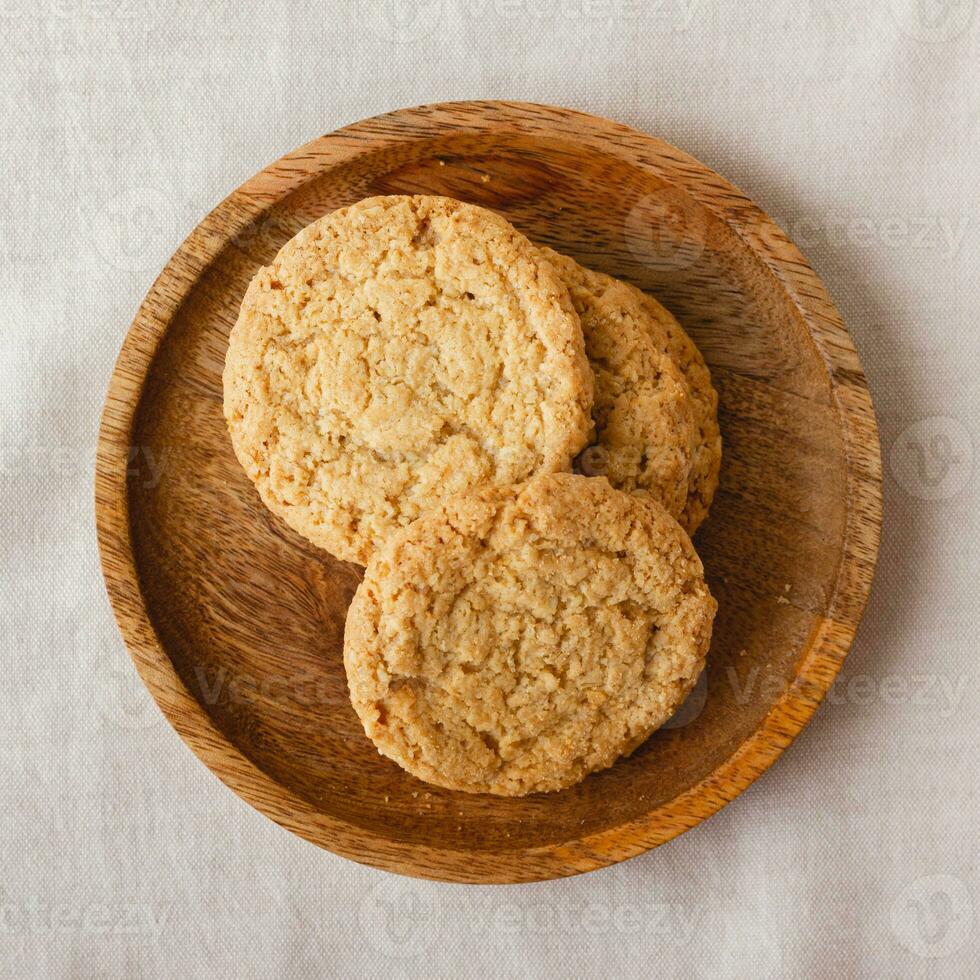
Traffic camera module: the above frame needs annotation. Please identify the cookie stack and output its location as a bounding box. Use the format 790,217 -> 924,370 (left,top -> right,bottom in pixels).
224,195 -> 719,796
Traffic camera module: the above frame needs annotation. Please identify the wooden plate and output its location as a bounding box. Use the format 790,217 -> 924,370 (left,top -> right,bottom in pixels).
96,101 -> 882,883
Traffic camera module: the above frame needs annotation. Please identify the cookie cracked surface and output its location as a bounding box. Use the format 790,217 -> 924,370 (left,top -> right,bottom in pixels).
223,195 -> 593,565
344,473 -> 717,796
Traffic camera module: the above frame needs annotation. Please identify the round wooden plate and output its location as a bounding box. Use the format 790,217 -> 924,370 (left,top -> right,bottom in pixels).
96,101 -> 882,883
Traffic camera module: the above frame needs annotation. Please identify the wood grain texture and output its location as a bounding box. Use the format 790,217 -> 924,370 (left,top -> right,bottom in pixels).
95,101 -> 883,883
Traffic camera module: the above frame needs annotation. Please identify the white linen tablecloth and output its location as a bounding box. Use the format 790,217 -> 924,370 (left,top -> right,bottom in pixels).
2,1 -> 978,976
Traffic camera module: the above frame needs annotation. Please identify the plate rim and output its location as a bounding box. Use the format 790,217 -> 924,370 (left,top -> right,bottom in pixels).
95,99 -> 883,883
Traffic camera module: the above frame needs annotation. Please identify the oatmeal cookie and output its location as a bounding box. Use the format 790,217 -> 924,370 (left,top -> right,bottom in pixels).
344,473 -> 717,795
223,195 -> 593,564
538,246 -> 698,521
630,286 -> 721,532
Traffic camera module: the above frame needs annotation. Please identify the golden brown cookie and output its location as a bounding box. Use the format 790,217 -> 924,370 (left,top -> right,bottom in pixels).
538,246 -> 698,521
539,247 -> 720,534
630,287 -> 721,533
344,473 -> 717,796
223,195 -> 593,565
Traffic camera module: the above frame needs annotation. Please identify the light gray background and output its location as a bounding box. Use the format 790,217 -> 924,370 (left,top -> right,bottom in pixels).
2,1 -> 978,977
